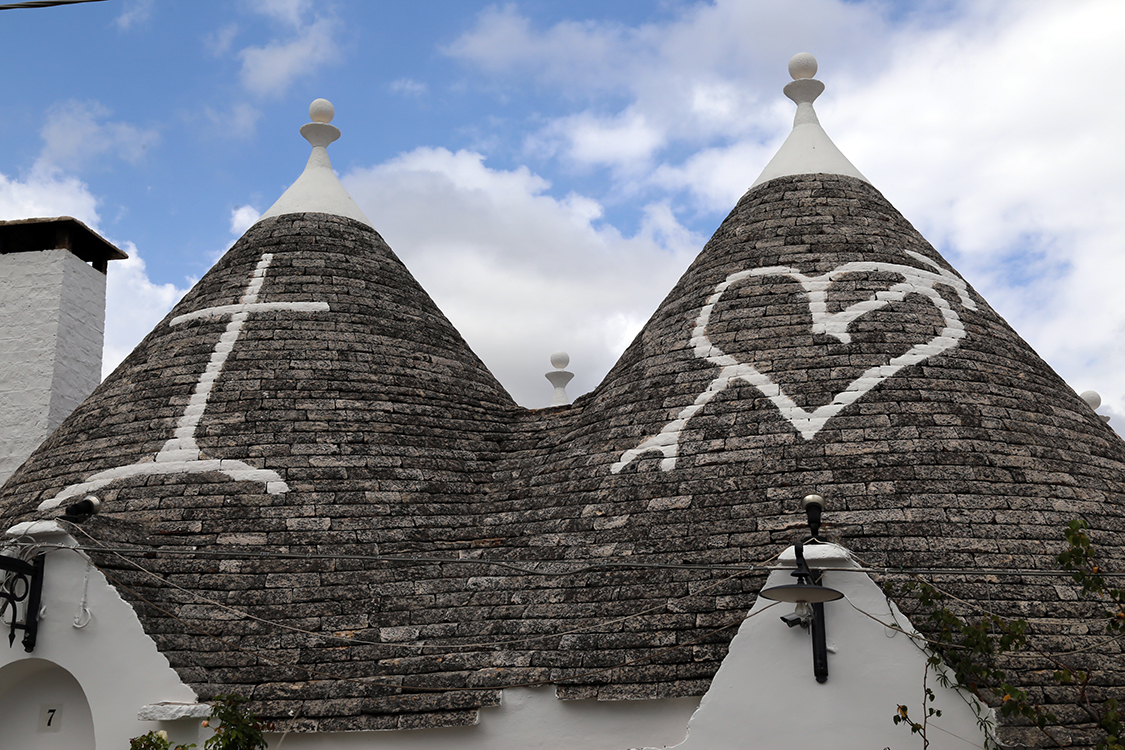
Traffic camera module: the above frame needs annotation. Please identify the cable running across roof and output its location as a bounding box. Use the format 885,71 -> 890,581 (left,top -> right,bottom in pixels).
51,531 -> 771,653
76,558 -> 1125,706
97,560 -> 779,696
48,541 -> 1125,580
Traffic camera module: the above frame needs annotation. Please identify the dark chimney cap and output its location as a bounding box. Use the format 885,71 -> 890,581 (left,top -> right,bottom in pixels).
0,216 -> 128,273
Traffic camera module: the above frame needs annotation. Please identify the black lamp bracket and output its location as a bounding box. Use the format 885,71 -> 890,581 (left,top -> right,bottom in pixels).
795,542 -> 832,684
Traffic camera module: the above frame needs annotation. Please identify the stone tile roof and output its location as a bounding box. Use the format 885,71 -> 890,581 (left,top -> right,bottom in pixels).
2,175 -> 1124,743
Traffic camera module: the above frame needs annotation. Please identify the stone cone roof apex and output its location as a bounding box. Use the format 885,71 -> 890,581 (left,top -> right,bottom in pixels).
259,99 -> 373,227
750,53 -> 868,189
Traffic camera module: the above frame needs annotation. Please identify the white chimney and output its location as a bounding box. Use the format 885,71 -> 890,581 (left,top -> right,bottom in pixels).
0,217 -> 126,486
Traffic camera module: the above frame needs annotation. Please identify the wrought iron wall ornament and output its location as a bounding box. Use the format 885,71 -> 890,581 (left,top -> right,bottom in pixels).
0,553 -> 45,651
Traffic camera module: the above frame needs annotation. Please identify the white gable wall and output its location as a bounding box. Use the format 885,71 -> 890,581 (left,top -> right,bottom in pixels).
0,526 -> 200,748
664,544 -> 990,750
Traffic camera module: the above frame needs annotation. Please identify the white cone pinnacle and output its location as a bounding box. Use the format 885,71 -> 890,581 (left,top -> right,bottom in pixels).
750,54 -> 868,189
257,99 -> 372,227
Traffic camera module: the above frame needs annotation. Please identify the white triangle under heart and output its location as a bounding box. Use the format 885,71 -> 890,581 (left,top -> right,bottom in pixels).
612,251 -> 977,473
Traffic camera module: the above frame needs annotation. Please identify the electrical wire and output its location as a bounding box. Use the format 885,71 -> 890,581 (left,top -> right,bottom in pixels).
97,563 -> 780,698
10,528 -> 1123,690
9,526 -> 1119,660
37,537 -> 1125,580
62,526 -> 778,653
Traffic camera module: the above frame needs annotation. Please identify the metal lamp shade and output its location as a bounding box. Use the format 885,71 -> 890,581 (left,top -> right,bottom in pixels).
758,582 -> 844,604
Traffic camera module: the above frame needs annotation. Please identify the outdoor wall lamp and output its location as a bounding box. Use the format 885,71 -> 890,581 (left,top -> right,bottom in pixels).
59,494 -> 101,523
758,495 -> 842,683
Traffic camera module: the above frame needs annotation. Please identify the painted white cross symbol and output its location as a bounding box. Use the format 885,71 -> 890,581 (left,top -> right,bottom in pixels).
40,252 -> 329,510
612,251 -> 976,473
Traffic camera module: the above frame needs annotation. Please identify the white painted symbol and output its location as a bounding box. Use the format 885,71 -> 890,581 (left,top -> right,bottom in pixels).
39,253 -> 330,510
612,251 -> 976,473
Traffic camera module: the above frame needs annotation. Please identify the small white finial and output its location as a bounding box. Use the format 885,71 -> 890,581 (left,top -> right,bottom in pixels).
545,351 -> 574,407
788,53 -> 817,80
309,98 -> 335,124
1080,390 -> 1112,423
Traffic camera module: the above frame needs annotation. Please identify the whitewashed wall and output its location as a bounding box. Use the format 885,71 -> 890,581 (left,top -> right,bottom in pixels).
663,544 -> 991,750
0,526 -> 200,749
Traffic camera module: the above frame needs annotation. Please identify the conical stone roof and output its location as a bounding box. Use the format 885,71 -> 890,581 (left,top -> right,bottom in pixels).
1,73 -> 1124,743
0,211 -> 526,731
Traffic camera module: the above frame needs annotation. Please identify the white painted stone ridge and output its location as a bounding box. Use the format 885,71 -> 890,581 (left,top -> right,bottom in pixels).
137,702 -> 212,721
259,99 -> 373,227
613,251 -> 977,472
260,687 -> 699,750
0,249 -> 105,486
750,53 -> 868,188
655,543 -> 991,750
0,530 -> 200,749
40,252 -> 329,509
5,520 -> 65,537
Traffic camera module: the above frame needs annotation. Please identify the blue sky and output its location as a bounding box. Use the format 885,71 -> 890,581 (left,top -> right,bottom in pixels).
2,0 -> 1123,424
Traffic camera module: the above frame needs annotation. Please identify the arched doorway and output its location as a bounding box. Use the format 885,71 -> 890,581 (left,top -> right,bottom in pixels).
0,659 -> 95,750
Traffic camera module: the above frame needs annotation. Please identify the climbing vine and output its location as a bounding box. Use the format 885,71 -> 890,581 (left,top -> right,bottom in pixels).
890,520 -> 1125,749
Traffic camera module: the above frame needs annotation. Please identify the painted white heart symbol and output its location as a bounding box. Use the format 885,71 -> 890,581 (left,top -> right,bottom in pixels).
612,251 -> 977,473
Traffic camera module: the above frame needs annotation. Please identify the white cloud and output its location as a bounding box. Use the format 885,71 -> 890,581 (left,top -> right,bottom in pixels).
342,148 -> 702,406
38,100 -> 160,172
390,78 -> 428,97
229,205 -> 261,236
103,244 -> 190,378
444,0 -> 1125,419
0,165 -> 100,226
532,109 -> 667,170
246,0 -> 313,28
203,102 -> 262,138
237,15 -> 341,97
114,0 -> 154,30
205,23 -> 240,57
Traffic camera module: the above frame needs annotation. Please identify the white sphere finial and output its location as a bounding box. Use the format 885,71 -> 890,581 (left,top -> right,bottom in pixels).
309,98 -> 334,124
1081,390 -> 1102,410
545,351 -> 574,406
788,53 -> 818,80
